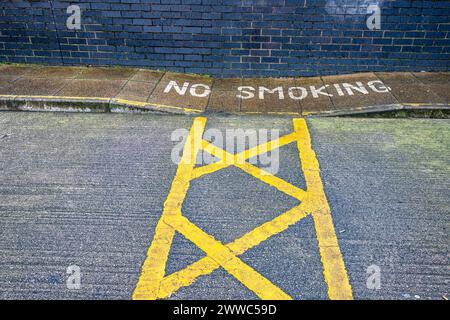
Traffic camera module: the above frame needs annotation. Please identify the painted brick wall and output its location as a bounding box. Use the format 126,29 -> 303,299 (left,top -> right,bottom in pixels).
1,0 -> 449,77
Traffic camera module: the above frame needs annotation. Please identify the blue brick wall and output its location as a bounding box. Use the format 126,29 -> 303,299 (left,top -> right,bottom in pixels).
1,0 -> 449,77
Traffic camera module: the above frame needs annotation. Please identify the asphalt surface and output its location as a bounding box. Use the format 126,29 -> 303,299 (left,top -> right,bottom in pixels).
0,112 -> 448,300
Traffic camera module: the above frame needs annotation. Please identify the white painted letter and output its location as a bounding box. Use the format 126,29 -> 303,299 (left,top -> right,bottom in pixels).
237,86 -> 255,100
259,86 -> 284,100
164,81 -> 189,95
288,87 -> 307,100
334,83 -> 345,96
368,80 -> 391,93
310,85 -> 332,98
190,83 -> 211,98
342,82 -> 369,95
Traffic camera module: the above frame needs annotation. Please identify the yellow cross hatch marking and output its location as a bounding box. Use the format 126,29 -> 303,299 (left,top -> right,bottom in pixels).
132,117 -> 353,300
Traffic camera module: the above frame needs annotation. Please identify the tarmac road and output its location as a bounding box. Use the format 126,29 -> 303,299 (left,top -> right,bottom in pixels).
0,112 -> 448,300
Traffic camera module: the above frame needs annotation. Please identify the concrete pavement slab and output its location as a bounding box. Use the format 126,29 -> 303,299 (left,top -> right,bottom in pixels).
376,72 -> 446,104
77,67 -> 137,80
0,83 -> 15,95
412,72 -> 450,103
240,78 -> 301,114
26,66 -> 84,79
115,80 -> 155,102
207,78 -> 242,113
56,79 -> 127,98
211,78 -> 242,91
412,72 -> 450,84
386,83 -> 445,104
207,90 -> 241,113
0,75 -> 23,85
0,64 -> 41,77
294,77 -> 335,114
322,73 -> 398,110
130,69 -> 164,84
148,72 -> 213,111
418,84 -> 450,103
376,72 -> 419,84
10,78 -> 73,96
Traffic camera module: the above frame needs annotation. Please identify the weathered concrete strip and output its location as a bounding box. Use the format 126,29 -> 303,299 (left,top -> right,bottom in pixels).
0,95 -> 202,115
308,103 -> 450,117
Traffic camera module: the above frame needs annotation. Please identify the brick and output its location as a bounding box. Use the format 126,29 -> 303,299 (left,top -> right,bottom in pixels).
0,1 -> 448,77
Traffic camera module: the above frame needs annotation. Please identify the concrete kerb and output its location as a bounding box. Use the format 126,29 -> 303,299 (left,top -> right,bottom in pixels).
0,95 -> 16,111
304,103 -> 450,117
0,95 -> 449,117
12,96 -> 111,113
0,95 -> 201,115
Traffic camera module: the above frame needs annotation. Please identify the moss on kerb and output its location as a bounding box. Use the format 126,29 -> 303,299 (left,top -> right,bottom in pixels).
344,109 -> 450,119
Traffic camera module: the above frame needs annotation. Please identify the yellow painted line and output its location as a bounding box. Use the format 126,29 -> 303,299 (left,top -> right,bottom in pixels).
114,98 -> 202,113
132,100 -> 201,113
237,161 -> 306,201
113,98 -> 148,108
132,220 -> 175,300
403,103 -> 432,107
134,116 -> 352,301
266,112 -> 300,116
165,214 -> 292,300
201,140 -> 307,202
158,204 -> 310,299
0,95 -> 201,114
0,95 -> 17,99
242,132 -> 297,160
237,111 -> 300,116
133,117 -> 207,300
192,132 -> 296,179
293,119 -> 353,300
152,104 -> 201,114
134,117 -> 293,300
